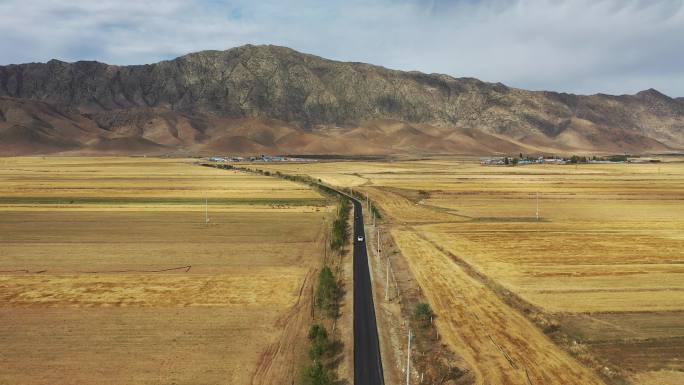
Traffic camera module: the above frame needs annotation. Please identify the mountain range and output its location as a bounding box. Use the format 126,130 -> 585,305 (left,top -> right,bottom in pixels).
1,44 -> 682,156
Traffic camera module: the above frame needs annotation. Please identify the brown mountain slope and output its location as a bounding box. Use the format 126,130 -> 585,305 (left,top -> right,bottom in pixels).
0,97 -> 99,155
2,96 -> 540,156
0,45 -> 682,155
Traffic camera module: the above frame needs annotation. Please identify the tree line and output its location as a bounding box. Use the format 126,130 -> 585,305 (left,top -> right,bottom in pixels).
202,163 -> 352,385
301,198 -> 349,384
330,198 -> 350,252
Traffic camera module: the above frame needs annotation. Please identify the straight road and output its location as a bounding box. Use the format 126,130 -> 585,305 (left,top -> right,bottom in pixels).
351,198 -> 384,385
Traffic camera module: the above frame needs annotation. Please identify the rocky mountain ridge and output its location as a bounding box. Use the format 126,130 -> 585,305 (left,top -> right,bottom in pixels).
0,44 -> 682,155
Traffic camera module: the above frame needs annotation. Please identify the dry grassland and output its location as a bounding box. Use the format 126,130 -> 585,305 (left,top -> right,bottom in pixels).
0,157 -> 330,385
258,159 -> 684,385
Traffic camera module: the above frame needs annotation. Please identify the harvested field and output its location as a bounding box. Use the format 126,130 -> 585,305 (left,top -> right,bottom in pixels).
418,221 -> 684,313
0,156 -> 320,200
393,229 -> 604,385
0,157 -> 330,385
258,158 -> 684,385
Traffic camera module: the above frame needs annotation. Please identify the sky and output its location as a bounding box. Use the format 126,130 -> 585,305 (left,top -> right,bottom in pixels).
1,0 -> 682,97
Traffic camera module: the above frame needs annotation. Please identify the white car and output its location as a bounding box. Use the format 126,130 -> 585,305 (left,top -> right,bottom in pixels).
357,235 -> 364,242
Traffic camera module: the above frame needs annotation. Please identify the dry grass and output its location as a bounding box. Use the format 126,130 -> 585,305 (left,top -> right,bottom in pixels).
630,371 -> 684,385
0,157 -> 330,385
0,271 -> 304,307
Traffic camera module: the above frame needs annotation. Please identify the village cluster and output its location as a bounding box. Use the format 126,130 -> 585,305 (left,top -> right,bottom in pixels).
208,155 -> 317,163
479,154 -> 658,166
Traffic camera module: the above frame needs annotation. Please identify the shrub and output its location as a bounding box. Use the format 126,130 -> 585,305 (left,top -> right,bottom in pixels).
300,361 -> 332,385
370,203 -> 382,220
608,154 -> 628,162
330,198 -> 350,251
415,302 -> 434,322
316,266 -> 339,317
308,324 -> 328,341
307,324 -> 330,360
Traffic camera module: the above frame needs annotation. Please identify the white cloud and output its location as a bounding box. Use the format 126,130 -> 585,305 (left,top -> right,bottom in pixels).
0,0 -> 682,96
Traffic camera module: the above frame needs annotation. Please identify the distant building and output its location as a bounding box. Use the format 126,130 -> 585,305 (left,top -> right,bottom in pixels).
480,157 -> 505,166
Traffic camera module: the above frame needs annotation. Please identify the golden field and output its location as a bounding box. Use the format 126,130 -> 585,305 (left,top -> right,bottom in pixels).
0,157 -> 330,385
258,158 -> 684,385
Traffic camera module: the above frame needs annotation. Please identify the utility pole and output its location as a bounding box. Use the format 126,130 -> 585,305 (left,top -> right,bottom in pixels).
205,196 -> 208,224
324,219 -> 328,264
535,191 -> 539,221
386,256 -> 390,301
311,285 -> 314,319
377,228 -> 381,255
406,328 -> 412,385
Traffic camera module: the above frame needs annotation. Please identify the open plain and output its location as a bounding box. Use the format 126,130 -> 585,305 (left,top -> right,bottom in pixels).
0,157 -> 330,385
257,158 -> 684,385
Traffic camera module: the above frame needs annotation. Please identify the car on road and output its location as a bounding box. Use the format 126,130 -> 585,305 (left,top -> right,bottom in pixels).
357,235 -> 364,242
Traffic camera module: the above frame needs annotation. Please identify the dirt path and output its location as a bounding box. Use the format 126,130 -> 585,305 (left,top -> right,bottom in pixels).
250,267 -> 315,385
392,229 -> 606,385
364,186 -> 459,224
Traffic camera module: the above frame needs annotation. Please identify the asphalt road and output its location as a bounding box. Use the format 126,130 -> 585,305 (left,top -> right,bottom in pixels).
352,198 -> 385,385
